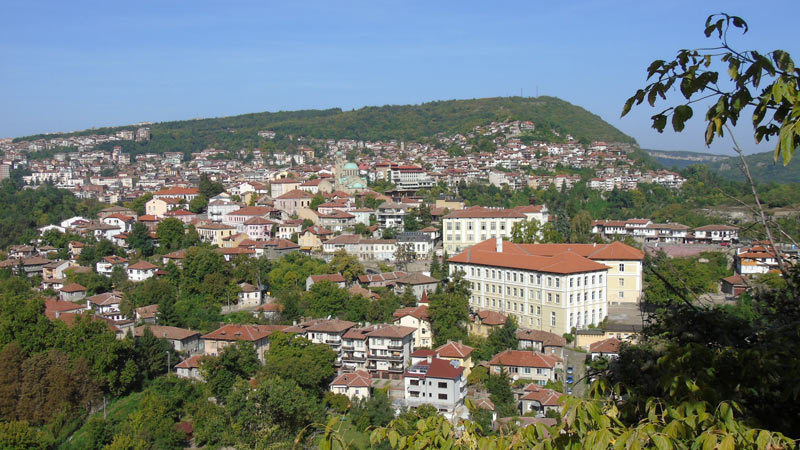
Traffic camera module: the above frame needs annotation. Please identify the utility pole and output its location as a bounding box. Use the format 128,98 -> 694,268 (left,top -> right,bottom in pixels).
166,351 -> 171,375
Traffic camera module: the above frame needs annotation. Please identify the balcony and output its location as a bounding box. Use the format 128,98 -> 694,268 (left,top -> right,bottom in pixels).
326,339 -> 342,345
387,344 -> 404,350
368,354 -> 404,361
342,355 -> 366,362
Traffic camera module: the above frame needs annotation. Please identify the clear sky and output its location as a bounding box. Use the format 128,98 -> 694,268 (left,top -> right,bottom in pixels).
1,1 -> 796,154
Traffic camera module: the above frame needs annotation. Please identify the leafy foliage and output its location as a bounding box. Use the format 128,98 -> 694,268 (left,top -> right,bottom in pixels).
623,13 -> 800,165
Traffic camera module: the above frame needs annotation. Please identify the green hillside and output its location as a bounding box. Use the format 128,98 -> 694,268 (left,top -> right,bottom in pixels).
14,97 -> 635,155
647,149 -> 800,184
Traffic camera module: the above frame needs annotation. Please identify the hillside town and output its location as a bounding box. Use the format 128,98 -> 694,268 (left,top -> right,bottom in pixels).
3,117 -> 795,437
0,121 -> 687,202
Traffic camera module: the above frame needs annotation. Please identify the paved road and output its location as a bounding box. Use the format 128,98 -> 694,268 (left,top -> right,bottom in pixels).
562,348 -> 589,397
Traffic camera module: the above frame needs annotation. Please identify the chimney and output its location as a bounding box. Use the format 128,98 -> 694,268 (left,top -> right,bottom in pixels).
426,355 -> 432,364
496,237 -> 503,253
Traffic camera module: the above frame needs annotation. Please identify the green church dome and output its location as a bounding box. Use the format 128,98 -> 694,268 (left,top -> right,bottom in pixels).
343,162 -> 359,170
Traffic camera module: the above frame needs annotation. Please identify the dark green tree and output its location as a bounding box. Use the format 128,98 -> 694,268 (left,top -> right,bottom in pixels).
126,222 -> 154,256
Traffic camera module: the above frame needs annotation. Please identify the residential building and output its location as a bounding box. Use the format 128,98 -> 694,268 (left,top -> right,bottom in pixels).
96,255 -> 128,277
133,325 -> 202,354
196,223 -> 236,247
305,273 -> 346,290
59,283 -> 87,302
366,325 -> 416,379
468,310 -> 507,337
298,225 -> 333,251
434,341 -> 474,378
394,273 -> 439,299
519,384 -> 562,416
127,260 -> 157,282
488,350 -> 562,384
515,329 -> 566,358
404,356 -> 466,416
393,295 -> 432,348
175,355 -> 205,380
275,189 -> 314,216
329,371 -> 371,400
201,324 -> 288,362
238,283 -> 262,307
589,337 -> 621,360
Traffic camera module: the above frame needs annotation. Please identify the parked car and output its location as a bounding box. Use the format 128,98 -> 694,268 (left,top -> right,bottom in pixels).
567,388 -> 573,394
567,365 -> 574,374
566,375 -> 573,384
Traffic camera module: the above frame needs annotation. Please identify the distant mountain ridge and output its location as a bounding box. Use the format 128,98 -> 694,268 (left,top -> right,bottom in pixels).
13,97 -> 636,153
646,149 -> 799,184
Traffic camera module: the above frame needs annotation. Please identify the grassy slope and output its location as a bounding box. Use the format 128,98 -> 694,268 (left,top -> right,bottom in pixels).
14,96 -> 636,150
59,392 -> 146,450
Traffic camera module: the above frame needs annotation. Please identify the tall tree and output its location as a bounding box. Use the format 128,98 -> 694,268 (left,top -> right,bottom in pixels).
126,222 -> 154,256
427,275 -> 470,347
156,218 -> 185,252
198,174 -> 224,199
569,210 -> 593,243
328,250 -> 365,282
261,331 -> 337,394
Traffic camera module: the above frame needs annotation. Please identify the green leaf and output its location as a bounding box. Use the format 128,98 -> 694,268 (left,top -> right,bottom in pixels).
672,105 -> 694,132
652,114 -> 667,132
718,435 -> 734,450
389,430 -> 399,448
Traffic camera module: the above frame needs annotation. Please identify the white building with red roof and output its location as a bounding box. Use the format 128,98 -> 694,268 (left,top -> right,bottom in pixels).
589,337 -> 621,360
329,370 -> 371,400
127,260 -> 158,282
442,204 -> 548,253
201,324 -> 289,362
488,350 -> 562,384
520,384 -> 563,416
404,356 -> 467,416
449,238 -> 644,334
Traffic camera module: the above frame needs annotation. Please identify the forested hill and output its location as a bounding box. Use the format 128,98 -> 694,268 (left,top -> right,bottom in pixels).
13,97 -> 636,154
647,149 -> 800,184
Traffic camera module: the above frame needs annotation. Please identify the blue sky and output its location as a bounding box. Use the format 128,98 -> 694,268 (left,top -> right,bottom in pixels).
1,1 -> 796,154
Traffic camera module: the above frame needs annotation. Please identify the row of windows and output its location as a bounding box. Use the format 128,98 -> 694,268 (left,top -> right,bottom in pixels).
446,220 -> 508,232
469,284 -> 604,304
467,266 -> 604,287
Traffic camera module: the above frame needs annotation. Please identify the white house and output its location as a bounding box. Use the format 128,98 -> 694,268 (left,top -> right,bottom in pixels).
329,371 -> 372,400
404,356 -> 467,416
127,261 -> 158,282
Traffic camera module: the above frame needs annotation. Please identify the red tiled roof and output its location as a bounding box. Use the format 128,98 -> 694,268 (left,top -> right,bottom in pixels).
128,261 -> 158,270
515,329 -> 567,347
449,240 -> 616,274
367,325 -> 416,339
134,325 -> 199,341
309,273 -> 345,283
393,304 -> 430,321
277,189 -> 315,200
476,310 -> 506,326
330,370 -> 371,388
520,385 -> 562,406
60,283 -> 86,293
175,354 -> 206,369
406,357 -> 465,380
435,341 -> 473,358
489,350 -> 560,368
589,337 -> 621,354
154,187 -> 199,196
202,324 -> 289,342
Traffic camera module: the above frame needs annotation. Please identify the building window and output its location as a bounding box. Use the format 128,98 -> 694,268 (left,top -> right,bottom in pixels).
537,274 -> 542,284
592,291 -> 596,300
619,279 -> 625,287
619,263 -> 625,272
438,393 -> 448,400
530,274 -> 534,283
555,294 -> 560,304
537,306 -> 541,316
438,382 -> 447,388
569,278 -> 573,288
569,294 -> 573,304
599,274 -> 603,284
547,277 -> 552,287
577,277 -> 581,287
555,278 -> 560,288
551,312 -> 556,327
592,275 -> 596,284
618,291 -> 624,299
547,293 -> 552,303
584,276 -> 588,285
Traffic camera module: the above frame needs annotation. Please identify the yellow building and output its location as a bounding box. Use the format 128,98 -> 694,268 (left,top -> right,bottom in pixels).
298,225 -> 333,251
442,205 -> 549,254
434,341 -> 474,378
196,223 -> 236,247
